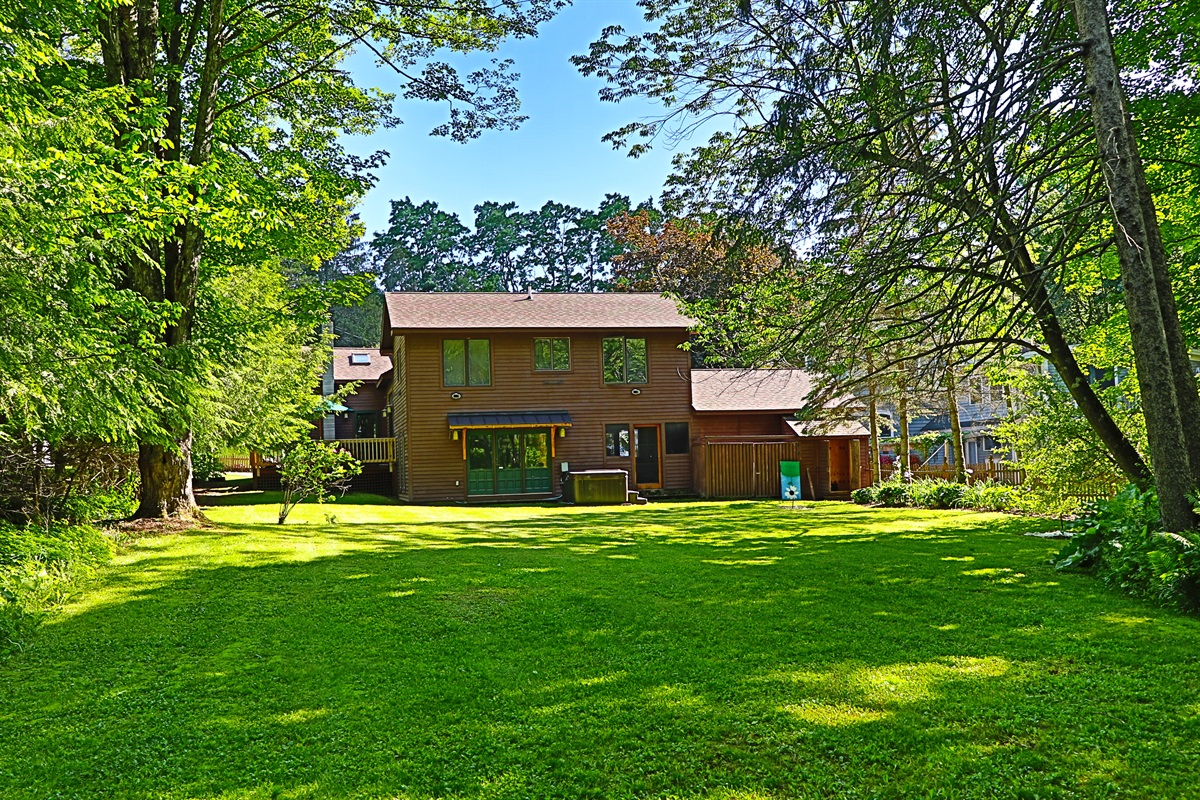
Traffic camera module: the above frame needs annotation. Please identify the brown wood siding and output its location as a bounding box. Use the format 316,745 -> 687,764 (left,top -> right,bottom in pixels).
391,335 -> 411,500
693,412 -> 791,438
398,328 -> 692,502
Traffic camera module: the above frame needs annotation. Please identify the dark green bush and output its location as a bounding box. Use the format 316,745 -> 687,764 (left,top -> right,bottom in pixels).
192,449 -> 226,482
850,486 -> 876,505
1055,485 -> 1200,613
0,522 -> 114,655
874,479 -> 911,507
907,479 -> 967,509
957,480 -> 1018,512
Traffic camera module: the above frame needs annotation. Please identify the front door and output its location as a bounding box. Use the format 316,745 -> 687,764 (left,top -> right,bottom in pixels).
634,426 -> 661,488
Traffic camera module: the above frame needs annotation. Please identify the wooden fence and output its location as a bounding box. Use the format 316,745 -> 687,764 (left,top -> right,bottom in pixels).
217,450 -> 252,471
877,460 -> 1123,503
880,461 -> 1026,486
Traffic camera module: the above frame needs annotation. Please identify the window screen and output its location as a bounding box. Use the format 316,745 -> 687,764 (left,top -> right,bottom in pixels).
664,422 -> 689,454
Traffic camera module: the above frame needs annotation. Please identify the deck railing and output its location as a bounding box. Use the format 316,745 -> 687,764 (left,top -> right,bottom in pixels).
334,437 -> 394,464
250,437 -> 395,471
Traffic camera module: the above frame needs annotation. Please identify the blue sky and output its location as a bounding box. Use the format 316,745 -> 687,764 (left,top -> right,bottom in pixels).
342,1 -> 709,237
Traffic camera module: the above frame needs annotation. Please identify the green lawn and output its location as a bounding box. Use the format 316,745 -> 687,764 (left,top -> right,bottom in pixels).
2,499 -> 1199,799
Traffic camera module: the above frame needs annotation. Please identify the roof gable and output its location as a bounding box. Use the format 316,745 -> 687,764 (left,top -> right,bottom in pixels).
383,292 -> 693,331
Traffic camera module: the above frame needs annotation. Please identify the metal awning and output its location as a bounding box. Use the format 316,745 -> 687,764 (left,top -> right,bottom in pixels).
447,410 -> 573,429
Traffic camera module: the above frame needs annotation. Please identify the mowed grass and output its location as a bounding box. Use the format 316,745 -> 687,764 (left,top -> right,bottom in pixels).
2,499 -> 1200,800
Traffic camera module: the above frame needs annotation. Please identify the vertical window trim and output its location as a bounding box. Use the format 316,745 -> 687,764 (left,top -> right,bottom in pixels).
442,338 -> 491,387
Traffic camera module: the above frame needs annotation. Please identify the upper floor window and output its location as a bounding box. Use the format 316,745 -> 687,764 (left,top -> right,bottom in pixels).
443,339 -> 491,386
534,337 -> 571,371
602,337 -> 648,384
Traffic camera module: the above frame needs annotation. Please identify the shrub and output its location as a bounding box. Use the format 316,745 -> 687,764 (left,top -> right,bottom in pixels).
1055,485 -> 1200,613
874,479 -> 911,507
850,486 -> 876,505
907,478 -> 967,509
0,521 -> 114,655
192,449 -> 226,483
0,438 -> 137,524
277,440 -> 362,524
957,480 -> 1018,512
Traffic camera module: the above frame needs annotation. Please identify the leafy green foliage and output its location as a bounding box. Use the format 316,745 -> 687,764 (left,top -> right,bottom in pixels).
277,441 -> 362,525
855,478 -> 1018,512
993,367 -> 1138,508
366,194 -> 636,293
957,481 -> 1019,513
850,486 -> 875,504
0,521 -> 113,656
1056,485 -> 1200,612
908,479 -> 968,510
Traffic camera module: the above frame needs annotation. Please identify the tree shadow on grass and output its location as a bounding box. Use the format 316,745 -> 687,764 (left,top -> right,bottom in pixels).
2,504 -> 1199,799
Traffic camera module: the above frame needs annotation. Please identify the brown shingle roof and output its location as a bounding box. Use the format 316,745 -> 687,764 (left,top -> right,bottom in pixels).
786,418 -> 871,437
332,348 -> 392,383
691,369 -> 818,412
383,292 -> 693,330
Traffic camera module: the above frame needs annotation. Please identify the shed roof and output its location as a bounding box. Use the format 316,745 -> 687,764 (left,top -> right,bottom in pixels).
691,369 -> 818,413
383,292 -> 693,331
332,348 -> 392,383
785,418 -> 871,438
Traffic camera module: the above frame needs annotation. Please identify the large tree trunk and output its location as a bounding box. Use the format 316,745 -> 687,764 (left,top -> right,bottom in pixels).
946,371 -> 966,482
898,376 -> 911,476
101,0 -> 223,519
136,435 -> 199,518
1073,0 -> 1198,531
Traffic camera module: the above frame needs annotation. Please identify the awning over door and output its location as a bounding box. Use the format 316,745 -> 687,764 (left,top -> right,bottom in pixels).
447,410 -> 573,429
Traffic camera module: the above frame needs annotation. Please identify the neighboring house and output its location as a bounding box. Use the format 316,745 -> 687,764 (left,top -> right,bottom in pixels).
261,292 -> 870,501
910,375 -> 1012,467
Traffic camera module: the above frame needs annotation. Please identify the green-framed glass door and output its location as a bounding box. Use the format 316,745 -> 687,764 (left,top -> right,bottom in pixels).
464,428 -> 552,496
467,430 -> 495,495
523,431 -> 551,492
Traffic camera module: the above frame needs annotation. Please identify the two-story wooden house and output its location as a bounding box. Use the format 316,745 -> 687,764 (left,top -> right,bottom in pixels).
381,292 -> 697,502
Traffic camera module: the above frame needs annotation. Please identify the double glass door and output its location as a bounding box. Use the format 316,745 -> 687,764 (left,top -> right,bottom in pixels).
466,429 -> 551,495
